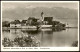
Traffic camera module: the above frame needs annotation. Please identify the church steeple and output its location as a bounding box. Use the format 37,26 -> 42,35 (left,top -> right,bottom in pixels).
41,12 -> 44,21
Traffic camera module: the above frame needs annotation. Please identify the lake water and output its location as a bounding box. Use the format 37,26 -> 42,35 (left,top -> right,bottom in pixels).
2,28 -> 78,47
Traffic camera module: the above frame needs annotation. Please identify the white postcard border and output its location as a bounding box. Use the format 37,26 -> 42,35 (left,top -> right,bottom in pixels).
1,1 -> 79,51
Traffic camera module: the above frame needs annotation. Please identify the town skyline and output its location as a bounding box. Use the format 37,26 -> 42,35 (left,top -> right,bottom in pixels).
2,1 -> 78,27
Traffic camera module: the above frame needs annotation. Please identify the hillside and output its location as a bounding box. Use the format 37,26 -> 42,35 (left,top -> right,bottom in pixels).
2,7 -> 78,27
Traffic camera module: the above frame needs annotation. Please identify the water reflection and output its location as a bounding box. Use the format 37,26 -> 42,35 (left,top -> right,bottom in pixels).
2,28 -> 78,47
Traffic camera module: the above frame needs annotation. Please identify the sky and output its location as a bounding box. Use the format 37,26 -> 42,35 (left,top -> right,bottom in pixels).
2,1 -> 79,11
2,1 -> 79,27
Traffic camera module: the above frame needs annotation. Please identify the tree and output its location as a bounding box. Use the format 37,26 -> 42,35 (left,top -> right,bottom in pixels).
28,17 -> 39,26
62,24 -> 66,27
2,21 -> 10,27
14,20 -> 20,24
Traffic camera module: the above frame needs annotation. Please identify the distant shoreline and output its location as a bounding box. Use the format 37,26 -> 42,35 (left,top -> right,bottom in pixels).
2,27 -> 78,30
66,27 -> 78,28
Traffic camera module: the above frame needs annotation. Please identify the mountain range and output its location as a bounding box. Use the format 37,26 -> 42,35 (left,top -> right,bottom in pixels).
2,7 -> 78,27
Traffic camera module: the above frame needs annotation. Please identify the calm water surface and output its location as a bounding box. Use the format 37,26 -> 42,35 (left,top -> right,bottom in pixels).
2,28 -> 78,47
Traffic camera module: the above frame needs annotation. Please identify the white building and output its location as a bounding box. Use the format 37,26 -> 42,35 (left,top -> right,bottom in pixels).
10,22 -> 21,29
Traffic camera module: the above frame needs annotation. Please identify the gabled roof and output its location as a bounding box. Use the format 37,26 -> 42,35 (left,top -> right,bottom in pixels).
10,20 -> 21,24
44,17 -> 53,21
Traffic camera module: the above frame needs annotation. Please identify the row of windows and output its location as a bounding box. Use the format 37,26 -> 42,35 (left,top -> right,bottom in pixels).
10,26 -> 21,27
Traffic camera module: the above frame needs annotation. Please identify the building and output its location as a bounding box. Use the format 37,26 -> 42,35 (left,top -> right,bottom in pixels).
43,17 -> 53,25
40,12 -> 53,28
44,17 -> 53,22
10,20 -> 21,28
10,23 -> 21,29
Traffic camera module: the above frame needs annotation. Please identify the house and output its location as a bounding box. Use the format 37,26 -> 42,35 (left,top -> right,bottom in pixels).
44,17 -> 53,25
10,23 -> 21,29
40,17 -> 53,29
10,20 -> 21,28
44,17 -> 53,21
21,18 -> 38,29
